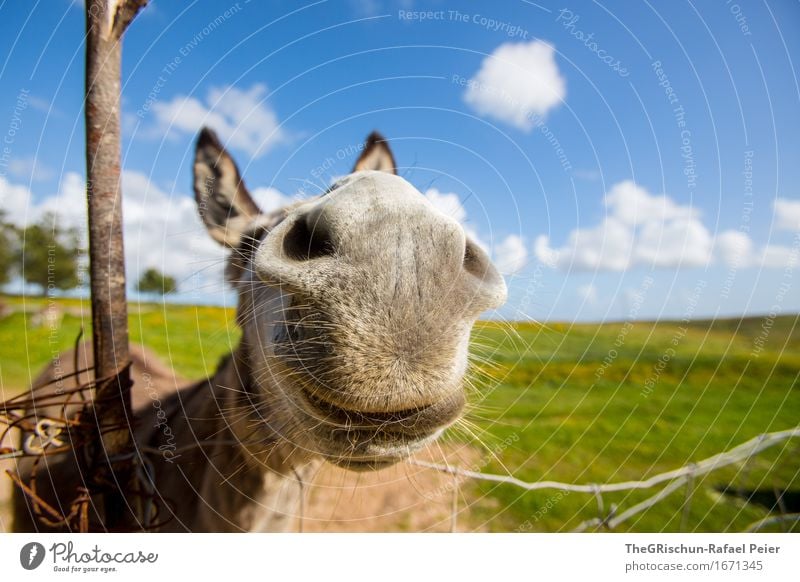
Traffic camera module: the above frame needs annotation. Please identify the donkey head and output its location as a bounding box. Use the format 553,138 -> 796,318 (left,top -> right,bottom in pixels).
194,129 -> 507,471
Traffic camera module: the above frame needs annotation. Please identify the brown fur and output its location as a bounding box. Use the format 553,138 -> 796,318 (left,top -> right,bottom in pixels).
12,343 -> 309,532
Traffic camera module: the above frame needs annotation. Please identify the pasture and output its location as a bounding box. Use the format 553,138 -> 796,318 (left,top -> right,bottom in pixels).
1,294 -> 797,532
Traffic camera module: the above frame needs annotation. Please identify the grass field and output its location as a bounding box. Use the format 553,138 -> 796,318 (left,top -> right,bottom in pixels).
1,294 -> 798,532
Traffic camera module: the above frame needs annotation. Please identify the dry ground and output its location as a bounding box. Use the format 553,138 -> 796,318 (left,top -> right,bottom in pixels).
0,441 -> 483,532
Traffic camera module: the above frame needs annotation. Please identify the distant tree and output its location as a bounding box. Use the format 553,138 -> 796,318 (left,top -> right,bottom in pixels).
0,211 -> 18,286
17,213 -> 82,295
136,268 -> 177,296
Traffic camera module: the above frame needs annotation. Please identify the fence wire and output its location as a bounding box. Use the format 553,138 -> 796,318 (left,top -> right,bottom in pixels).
410,427 -> 800,532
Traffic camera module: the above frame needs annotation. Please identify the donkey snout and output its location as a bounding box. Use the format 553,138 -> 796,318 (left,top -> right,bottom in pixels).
301,386 -> 465,438
253,209 -> 340,288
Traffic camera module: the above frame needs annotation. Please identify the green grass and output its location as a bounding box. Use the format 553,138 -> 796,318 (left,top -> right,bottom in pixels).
1,294 -> 797,532
0,294 -> 238,391
465,318 -> 799,532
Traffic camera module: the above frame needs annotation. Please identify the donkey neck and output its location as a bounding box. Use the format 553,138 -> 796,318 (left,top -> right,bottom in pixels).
139,342 -> 313,531
187,342 -> 297,474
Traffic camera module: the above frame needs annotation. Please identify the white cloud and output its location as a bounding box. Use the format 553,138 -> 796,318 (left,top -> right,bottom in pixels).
536,180 -> 800,273
0,175 -> 35,225
251,187 -> 294,214
3,173 -> 525,295
423,187 -> 492,253
0,171 -> 300,294
0,172 -> 85,230
774,198 -> 800,231
119,171 -> 226,288
535,217 -> 634,271
423,187 -> 524,264
715,229 -> 798,270
493,234 -> 528,275
37,172 -> 87,228
424,188 -> 467,223
464,40 -> 566,131
533,234 -> 558,269
151,83 -> 287,157
757,244 -> 798,269
635,217 -> 713,268
535,181 -> 712,271
43,172 -> 225,287
576,283 -> 598,304
605,180 -> 698,227
715,230 -> 753,267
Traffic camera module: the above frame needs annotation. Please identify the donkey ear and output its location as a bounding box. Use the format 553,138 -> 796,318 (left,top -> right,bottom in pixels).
193,127 -> 261,247
353,131 -> 396,174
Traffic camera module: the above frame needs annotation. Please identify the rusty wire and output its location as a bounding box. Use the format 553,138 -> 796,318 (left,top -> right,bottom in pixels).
0,337 -> 175,532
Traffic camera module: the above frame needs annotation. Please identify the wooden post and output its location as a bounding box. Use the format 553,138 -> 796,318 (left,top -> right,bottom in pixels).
84,0 -> 147,530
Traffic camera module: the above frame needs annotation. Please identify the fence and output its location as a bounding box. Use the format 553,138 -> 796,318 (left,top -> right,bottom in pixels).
2,366 -> 798,533
411,427 -> 800,532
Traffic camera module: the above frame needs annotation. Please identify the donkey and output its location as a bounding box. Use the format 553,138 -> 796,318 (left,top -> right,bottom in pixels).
12,129 -> 507,532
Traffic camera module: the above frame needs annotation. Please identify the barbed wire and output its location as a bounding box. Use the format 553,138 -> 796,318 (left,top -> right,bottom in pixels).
0,356 -> 174,532
409,427 -> 800,532
3,344 -> 796,533
745,513 -> 800,533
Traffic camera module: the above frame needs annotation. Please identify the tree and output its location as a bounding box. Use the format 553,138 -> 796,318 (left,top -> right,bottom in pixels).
17,213 -> 82,295
136,268 -> 177,296
0,211 -> 17,287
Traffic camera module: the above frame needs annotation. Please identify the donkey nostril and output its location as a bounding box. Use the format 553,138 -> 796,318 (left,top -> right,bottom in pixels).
463,240 -> 484,277
282,215 -> 335,261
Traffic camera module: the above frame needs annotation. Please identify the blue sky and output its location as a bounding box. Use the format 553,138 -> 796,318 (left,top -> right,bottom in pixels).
1,0 -> 799,322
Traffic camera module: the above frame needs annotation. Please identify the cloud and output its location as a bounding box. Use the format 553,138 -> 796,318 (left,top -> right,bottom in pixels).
536,217 -> 633,271
536,180 -> 799,272
34,172 -> 87,229
119,172 -> 226,288
41,172 -> 225,287
604,180 -> 698,227
424,188 -> 467,223
0,175 -> 35,225
3,173 -> 524,295
715,229 -> 797,270
774,198 -> 800,231
0,171 -> 300,294
493,234 -> 528,275
534,181 -> 713,271
757,244 -> 798,269
423,187 -> 490,253
635,217 -> 713,268
463,40 -> 566,131
576,283 -> 598,303
713,198 -> 800,269
715,230 -> 753,268
532,235 -> 557,269
251,187 -> 295,214
150,83 -> 287,157
0,172 -> 90,230
424,187 -> 524,270
27,95 -> 57,115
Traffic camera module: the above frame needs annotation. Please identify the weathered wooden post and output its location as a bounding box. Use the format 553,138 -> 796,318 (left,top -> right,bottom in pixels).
84,0 -> 148,529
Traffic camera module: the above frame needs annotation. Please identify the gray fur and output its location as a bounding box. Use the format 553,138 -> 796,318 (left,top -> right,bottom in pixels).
12,130 -> 506,532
